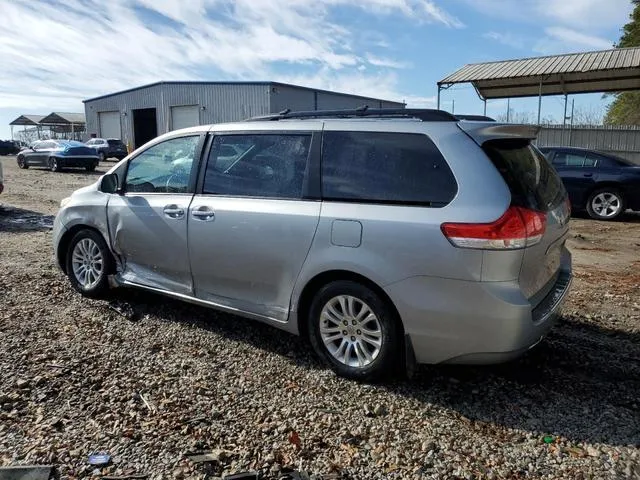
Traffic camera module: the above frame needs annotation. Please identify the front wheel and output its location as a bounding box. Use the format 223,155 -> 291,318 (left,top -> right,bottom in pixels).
86,163 -> 97,172
586,188 -> 625,220
65,229 -> 114,298
99,152 -> 106,162
17,155 -> 28,169
308,281 -> 400,381
49,157 -> 61,172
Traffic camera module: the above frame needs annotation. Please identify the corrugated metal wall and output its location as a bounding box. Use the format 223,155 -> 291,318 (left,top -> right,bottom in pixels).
537,125 -> 640,164
84,82 -> 404,146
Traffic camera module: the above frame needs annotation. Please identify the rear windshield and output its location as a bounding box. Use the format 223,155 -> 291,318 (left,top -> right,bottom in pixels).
107,139 -> 125,146
483,139 -> 565,211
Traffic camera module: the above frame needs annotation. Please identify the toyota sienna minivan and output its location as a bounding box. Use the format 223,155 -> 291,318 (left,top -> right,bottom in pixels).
53,108 -> 572,380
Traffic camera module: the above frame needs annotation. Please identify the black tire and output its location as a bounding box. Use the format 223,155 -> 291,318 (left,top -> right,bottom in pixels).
65,229 -> 114,298
99,151 -> 106,162
307,280 -> 400,381
586,187 -> 625,221
49,157 -> 61,172
17,155 -> 28,169
86,163 -> 97,172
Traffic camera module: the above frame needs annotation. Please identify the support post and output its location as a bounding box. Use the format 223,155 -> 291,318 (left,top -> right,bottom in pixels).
437,85 -> 441,110
451,99 -> 455,115
537,80 -> 543,124
563,94 -> 568,144
506,98 -> 510,122
568,98 -> 575,146
10,125 -> 14,140
483,99 -> 487,116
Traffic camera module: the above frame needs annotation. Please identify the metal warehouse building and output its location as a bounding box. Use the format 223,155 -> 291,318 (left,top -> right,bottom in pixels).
83,81 -> 404,149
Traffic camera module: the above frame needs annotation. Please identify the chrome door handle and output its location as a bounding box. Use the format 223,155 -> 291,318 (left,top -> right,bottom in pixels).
163,205 -> 185,219
192,206 -> 215,221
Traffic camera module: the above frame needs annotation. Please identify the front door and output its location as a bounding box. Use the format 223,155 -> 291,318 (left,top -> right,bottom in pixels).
188,132 -> 321,321
107,134 -> 203,294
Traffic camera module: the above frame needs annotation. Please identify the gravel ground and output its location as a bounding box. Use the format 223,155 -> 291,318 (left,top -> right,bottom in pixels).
1,155 -> 639,479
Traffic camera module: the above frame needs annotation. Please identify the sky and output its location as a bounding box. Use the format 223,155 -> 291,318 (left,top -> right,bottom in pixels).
0,0 -> 635,139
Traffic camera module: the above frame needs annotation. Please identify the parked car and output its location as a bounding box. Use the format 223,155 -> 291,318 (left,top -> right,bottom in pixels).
53,109 -> 572,380
17,140 -> 99,172
86,138 -> 128,161
0,140 -> 20,155
539,146 -> 640,220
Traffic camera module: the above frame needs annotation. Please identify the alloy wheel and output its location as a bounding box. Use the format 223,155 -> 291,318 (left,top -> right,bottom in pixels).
71,238 -> 104,290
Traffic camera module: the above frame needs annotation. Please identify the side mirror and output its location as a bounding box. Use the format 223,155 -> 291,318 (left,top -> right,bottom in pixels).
100,173 -> 120,194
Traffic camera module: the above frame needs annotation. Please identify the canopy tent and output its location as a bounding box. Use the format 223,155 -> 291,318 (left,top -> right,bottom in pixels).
437,46 -> 640,122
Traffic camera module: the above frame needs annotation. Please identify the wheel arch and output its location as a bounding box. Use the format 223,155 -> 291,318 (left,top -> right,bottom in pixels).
295,269 -> 404,341
57,225 -> 113,274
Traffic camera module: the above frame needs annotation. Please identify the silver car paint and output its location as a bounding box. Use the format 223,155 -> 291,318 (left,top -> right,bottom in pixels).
53,119 -> 572,365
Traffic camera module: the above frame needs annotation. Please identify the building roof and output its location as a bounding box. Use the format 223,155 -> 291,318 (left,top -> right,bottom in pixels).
9,114 -> 46,126
39,112 -> 86,124
82,80 -> 404,105
438,46 -> 640,99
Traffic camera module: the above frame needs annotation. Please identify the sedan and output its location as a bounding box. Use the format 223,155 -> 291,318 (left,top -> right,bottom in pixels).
539,146 -> 640,220
17,140 -> 99,172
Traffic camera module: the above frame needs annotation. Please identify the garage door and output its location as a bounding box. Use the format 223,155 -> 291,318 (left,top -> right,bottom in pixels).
98,111 -> 121,139
170,105 -> 200,131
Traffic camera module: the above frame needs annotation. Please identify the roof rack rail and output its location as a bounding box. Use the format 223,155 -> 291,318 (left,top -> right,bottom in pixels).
246,107 -> 458,122
455,114 -> 496,121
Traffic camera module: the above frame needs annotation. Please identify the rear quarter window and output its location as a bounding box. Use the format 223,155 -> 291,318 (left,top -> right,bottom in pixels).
321,131 -> 457,206
483,139 -> 565,211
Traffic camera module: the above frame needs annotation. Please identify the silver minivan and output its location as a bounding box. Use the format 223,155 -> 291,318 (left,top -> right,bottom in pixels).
53,109 -> 572,380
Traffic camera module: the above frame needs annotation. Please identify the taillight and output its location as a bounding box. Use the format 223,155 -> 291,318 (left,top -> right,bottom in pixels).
441,206 -> 546,250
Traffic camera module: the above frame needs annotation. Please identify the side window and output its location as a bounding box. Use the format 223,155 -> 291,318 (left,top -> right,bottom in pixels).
125,135 -> 200,194
584,154 -> 598,167
203,134 -> 311,199
86,139 -> 94,145
322,131 -> 457,206
555,151 -> 586,167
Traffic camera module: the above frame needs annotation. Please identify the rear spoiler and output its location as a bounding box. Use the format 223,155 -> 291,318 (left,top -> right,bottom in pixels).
457,122 -> 541,145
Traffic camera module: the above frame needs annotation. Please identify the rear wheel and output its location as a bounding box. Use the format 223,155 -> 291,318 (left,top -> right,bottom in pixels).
17,155 -> 28,169
307,280 -> 400,381
586,188 -> 625,220
49,157 -> 61,172
99,151 -> 106,161
65,229 -> 114,298
86,163 -> 97,172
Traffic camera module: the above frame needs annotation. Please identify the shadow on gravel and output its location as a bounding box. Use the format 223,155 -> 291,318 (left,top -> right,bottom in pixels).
103,288 -> 640,447
389,316 -> 640,447
0,205 -> 54,232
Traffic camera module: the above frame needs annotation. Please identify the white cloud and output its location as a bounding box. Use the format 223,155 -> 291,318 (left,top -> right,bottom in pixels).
533,0 -> 633,29
483,31 -> 525,49
365,54 -> 412,69
0,0 -> 452,125
534,27 -> 613,55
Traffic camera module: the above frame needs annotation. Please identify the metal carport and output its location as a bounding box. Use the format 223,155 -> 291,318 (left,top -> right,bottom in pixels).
438,46 -> 640,123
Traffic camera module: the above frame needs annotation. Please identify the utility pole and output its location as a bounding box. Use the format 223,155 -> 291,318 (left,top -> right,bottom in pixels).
506,98 -> 510,122
451,99 -> 455,114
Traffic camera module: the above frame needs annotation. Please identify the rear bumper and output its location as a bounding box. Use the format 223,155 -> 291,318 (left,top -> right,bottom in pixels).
385,254 -> 572,365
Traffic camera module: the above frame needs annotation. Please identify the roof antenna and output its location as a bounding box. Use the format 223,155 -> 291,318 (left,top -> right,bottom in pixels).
278,108 -> 291,115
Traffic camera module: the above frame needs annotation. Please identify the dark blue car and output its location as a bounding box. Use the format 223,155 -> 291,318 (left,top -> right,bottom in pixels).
538,146 -> 640,220
17,140 -> 99,172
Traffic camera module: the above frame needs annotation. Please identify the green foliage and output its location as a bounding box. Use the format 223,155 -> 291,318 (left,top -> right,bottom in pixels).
605,1 -> 640,125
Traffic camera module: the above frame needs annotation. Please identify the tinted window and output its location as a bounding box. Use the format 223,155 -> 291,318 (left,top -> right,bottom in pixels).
554,151 -> 586,167
203,134 -> 311,199
125,135 -> 200,193
483,140 -> 565,211
321,131 -> 457,206
584,154 -> 598,167
107,139 -> 125,146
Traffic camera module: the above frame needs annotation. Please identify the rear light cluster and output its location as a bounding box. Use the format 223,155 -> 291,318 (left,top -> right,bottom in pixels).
441,206 -> 546,250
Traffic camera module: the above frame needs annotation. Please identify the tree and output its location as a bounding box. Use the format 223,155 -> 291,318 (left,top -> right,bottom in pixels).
604,0 -> 640,125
